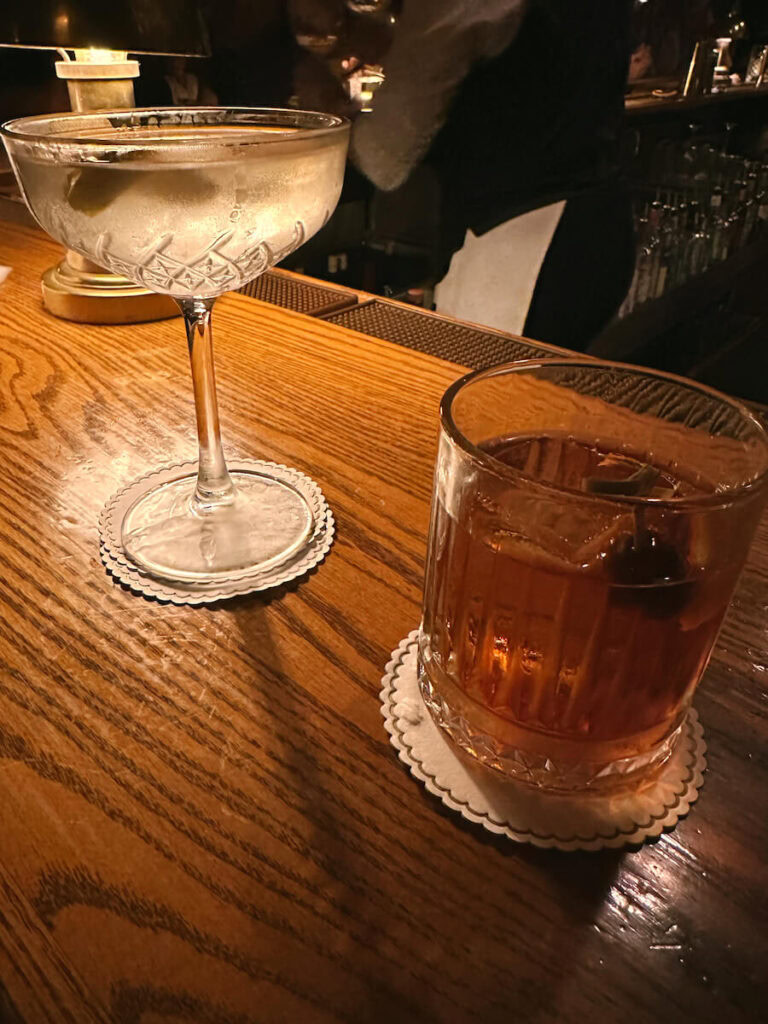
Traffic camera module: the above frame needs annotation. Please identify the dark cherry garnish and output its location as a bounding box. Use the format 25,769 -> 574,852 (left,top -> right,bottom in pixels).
606,529 -> 693,617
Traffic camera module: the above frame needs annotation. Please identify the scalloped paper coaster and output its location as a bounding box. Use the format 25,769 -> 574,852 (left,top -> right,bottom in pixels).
380,631 -> 707,851
99,459 -> 334,604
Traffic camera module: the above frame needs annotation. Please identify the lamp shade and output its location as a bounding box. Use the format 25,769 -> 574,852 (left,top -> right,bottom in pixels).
0,0 -> 210,57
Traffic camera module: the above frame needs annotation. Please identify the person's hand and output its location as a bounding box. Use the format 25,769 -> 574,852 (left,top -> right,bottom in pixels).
629,44 -> 653,83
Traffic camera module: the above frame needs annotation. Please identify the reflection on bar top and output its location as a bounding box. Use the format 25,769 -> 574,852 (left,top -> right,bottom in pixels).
626,83 -> 768,113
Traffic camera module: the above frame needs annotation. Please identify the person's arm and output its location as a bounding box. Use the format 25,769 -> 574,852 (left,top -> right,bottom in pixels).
351,0 -> 528,191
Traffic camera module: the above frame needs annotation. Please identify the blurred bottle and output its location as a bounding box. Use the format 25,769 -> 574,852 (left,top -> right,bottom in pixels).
687,212 -> 710,277
725,179 -> 749,255
708,181 -> 728,261
755,166 -> 768,237
742,167 -> 759,244
649,200 -> 678,299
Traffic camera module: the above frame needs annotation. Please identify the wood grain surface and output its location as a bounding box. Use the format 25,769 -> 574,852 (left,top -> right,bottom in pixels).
0,221 -> 766,1024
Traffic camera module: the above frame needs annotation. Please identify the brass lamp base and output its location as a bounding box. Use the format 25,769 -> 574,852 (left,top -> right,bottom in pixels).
41,251 -> 178,324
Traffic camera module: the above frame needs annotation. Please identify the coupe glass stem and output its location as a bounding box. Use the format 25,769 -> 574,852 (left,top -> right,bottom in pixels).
178,297 -> 236,513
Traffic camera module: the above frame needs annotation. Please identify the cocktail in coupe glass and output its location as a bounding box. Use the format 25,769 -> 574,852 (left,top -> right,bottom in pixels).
1,107 -> 349,584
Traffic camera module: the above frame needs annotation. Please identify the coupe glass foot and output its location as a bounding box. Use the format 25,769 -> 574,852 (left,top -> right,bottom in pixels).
121,468 -> 313,584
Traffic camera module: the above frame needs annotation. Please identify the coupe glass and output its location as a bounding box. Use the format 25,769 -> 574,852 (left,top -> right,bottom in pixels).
1,107 -> 350,583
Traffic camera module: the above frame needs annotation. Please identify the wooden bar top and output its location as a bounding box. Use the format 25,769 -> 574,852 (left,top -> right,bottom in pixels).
0,221 -> 766,1024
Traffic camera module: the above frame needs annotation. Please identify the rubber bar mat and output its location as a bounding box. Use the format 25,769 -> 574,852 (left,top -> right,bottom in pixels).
322,299 -> 556,369
239,271 -> 357,317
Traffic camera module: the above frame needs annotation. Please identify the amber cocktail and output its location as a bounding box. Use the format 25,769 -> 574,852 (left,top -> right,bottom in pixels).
419,360 -> 768,791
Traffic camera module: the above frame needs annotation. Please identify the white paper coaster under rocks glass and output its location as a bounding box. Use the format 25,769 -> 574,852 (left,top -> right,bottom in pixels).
99,459 -> 334,604
380,631 -> 707,851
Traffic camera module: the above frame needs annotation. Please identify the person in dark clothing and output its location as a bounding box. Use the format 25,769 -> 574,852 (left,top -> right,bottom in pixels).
202,0 -> 296,107
352,0 -> 635,351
